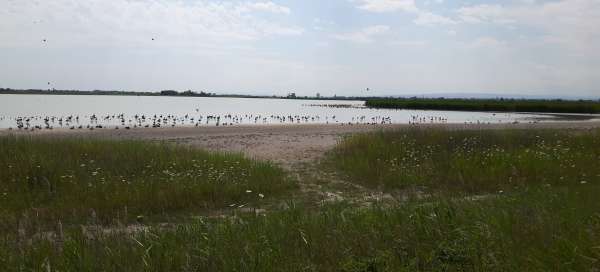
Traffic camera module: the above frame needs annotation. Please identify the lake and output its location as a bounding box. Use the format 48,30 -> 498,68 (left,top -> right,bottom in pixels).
0,94 -> 580,129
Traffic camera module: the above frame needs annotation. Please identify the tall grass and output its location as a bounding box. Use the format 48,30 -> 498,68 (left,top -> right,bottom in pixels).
0,136 -> 293,226
330,129 -> 600,193
2,131 -> 600,270
1,185 -> 599,271
365,98 -> 600,114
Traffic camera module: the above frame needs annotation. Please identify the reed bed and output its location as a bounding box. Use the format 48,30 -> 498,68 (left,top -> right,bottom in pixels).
366,98 -> 600,114
330,129 -> 600,193
0,136 -> 292,227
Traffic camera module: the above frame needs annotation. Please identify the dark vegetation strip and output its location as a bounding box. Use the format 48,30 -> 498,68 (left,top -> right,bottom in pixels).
0,136 -> 293,226
366,98 -> 600,114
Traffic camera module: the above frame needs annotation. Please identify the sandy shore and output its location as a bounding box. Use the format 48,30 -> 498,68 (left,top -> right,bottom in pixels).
2,121 -> 600,169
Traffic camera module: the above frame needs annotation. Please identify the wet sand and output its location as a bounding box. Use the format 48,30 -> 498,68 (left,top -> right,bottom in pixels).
2,121 -> 600,169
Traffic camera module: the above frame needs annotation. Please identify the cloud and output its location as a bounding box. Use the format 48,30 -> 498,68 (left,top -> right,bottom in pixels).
352,0 -> 454,26
457,4 -> 515,24
312,18 -> 335,31
457,0 -> 600,55
414,11 -> 456,25
388,40 -> 427,46
354,0 -> 418,12
333,25 -> 390,43
0,0 -> 302,48
242,2 -> 291,14
469,37 -> 507,49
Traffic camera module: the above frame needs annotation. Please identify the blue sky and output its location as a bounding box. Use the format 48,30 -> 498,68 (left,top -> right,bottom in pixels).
1,0 -> 598,97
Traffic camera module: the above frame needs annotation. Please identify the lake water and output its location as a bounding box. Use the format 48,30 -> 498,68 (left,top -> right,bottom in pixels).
0,94 -> 580,129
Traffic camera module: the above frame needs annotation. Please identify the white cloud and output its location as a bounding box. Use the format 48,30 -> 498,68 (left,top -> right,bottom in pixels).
457,0 -> 600,55
469,37 -> 507,49
457,4 -> 514,24
242,2 -> 291,14
388,40 -> 427,46
414,11 -> 456,25
312,18 -> 335,31
354,0 -> 418,12
353,0 -> 454,26
0,0 -> 302,48
333,25 -> 390,43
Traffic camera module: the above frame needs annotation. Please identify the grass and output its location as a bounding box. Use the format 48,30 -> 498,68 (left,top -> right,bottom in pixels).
2,186 -> 600,271
365,98 -> 600,114
2,130 -> 600,270
0,136 -> 293,227
330,129 -> 600,193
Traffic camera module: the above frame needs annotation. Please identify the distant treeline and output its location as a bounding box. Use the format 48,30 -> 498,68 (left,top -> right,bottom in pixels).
0,88 -> 374,101
0,88 -> 217,97
365,98 -> 600,114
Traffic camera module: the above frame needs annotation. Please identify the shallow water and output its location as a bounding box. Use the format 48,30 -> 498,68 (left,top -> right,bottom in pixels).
0,94 -> 575,129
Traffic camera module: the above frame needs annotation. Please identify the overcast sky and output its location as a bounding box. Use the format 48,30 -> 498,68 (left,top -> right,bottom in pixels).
1,0 -> 599,97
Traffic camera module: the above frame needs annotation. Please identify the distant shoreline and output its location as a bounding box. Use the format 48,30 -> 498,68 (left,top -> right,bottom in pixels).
0,89 -> 367,101
4,89 -> 600,115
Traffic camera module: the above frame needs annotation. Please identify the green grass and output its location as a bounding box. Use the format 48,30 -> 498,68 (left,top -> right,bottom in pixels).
330,129 -> 600,193
2,186 -> 600,271
0,136 -> 293,227
366,98 -> 600,114
2,130 -> 600,271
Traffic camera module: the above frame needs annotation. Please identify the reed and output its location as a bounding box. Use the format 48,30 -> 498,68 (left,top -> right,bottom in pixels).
366,98 -> 600,114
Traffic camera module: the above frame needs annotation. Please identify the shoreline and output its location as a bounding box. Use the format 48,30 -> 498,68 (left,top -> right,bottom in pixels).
2,120 -> 600,134
3,121 -> 599,170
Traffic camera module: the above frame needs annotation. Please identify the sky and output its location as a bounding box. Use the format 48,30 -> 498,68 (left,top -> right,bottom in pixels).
0,0 -> 599,97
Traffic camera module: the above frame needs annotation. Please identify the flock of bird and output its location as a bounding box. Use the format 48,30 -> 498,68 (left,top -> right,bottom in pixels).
407,114 -> 524,125
409,115 -> 449,124
0,110 -> 537,131
3,112 -> 397,131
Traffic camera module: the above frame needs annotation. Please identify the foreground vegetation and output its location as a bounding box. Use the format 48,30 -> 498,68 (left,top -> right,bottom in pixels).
2,186 -> 599,271
366,98 -> 600,114
0,136 -> 292,227
2,130 -> 600,270
331,129 -> 600,193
